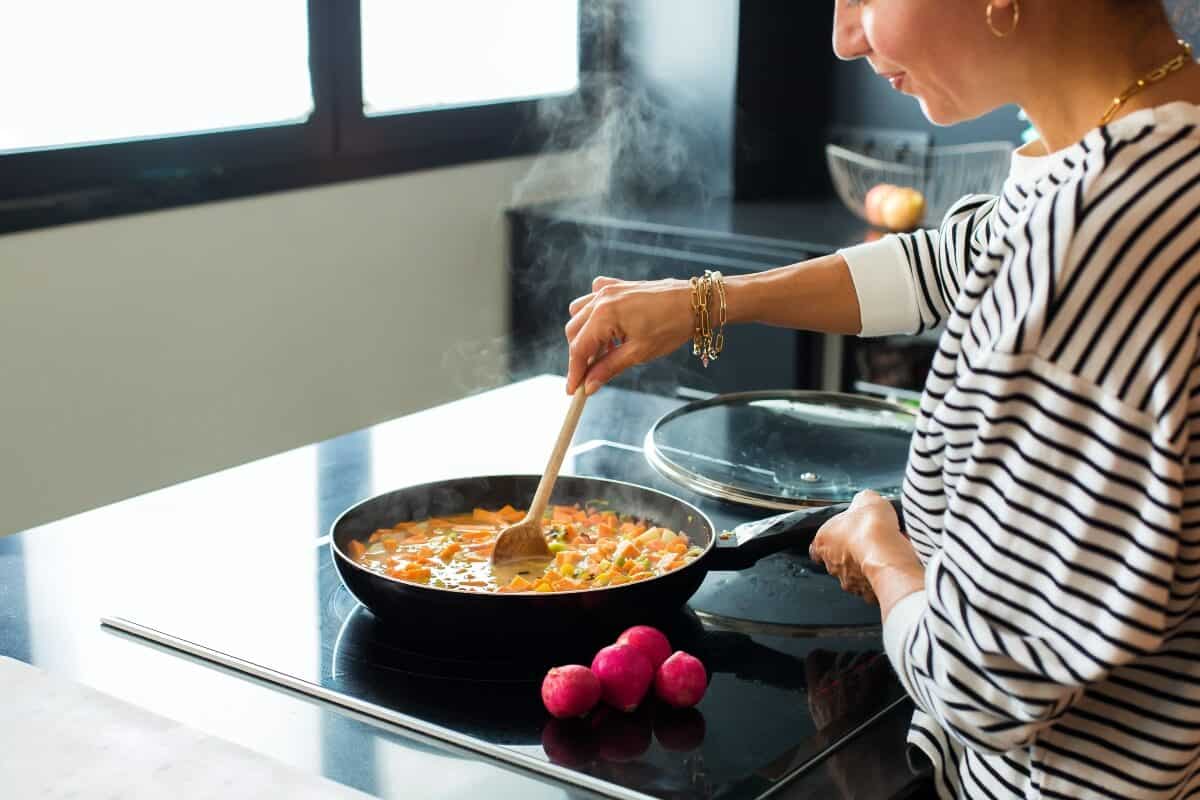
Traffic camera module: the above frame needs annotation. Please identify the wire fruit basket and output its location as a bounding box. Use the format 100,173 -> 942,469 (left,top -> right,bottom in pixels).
827,141 -> 1014,229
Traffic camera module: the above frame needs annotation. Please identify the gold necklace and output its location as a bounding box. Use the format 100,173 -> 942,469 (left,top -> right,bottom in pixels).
1099,39 -> 1195,126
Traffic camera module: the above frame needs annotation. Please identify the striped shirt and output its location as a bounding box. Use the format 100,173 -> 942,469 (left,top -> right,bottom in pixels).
839,100 -> 1200,799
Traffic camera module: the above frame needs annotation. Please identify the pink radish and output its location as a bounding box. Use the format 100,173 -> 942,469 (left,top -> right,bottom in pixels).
591,643 -> 654,712
655,651 -> 708,708
615,625 -> 672,671
541,664 -> 602,719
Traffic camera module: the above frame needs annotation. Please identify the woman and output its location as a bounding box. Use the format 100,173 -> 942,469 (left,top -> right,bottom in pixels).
563,1 -> 1200,798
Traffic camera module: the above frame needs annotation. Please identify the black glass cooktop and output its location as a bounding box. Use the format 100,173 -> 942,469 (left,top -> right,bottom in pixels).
106,441 -> 905,800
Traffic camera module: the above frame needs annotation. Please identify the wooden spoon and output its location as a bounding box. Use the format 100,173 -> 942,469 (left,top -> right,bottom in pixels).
492,386 -> 589,566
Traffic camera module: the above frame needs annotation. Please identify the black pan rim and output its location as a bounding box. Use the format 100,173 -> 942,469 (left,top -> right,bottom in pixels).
329,473 -> 717,599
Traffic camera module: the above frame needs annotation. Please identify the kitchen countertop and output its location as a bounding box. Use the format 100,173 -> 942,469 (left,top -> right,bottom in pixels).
510,196 -> 878,256
0,376 -> 922,799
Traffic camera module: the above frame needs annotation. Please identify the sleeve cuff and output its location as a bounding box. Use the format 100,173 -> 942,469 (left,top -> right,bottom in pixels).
838,236 -> 920,337
883,589 -> 927,683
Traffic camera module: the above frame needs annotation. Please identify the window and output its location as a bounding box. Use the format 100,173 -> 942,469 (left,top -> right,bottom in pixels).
0,1 -> 314,155
360,0 -> 578,116
0,1 -> 594,234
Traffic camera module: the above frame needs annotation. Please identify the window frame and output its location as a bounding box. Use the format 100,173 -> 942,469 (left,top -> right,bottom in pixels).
0,0 -> 598,235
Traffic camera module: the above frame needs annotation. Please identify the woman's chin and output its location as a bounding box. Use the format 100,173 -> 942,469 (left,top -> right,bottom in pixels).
916,97 -> 969,128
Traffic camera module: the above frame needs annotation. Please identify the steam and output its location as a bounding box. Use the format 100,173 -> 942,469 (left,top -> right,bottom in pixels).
505,0 -> 730,397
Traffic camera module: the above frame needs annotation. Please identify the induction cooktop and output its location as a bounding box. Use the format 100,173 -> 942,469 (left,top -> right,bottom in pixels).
104,441 -> 906,800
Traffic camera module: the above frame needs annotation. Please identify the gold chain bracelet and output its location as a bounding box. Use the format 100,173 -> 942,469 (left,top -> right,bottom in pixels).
689,270 -> 727,367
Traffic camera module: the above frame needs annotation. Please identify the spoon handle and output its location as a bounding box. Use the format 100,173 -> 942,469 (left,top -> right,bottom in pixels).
526,387 -> 589,522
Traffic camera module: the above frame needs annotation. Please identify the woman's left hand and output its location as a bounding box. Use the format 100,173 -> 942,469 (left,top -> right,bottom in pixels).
808,490 -> 909,605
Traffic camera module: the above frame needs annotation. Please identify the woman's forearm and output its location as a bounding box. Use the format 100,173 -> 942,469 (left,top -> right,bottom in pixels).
860,540 -> 925,622
724,254 -> 863,335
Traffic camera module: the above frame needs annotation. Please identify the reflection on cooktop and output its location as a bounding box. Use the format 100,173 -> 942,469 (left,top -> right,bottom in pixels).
318,572 -> 904,800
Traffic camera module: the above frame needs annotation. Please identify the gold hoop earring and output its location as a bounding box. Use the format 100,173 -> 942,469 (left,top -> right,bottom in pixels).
986,0 -> 1020,38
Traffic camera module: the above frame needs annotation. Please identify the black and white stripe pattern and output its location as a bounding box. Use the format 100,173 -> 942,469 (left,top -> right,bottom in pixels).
890,103 -> 1200,799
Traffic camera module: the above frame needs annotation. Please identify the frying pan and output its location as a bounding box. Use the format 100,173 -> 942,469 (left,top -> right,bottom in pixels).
331,474 -> 902,640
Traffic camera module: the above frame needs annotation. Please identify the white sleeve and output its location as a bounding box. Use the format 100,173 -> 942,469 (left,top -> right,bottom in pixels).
883,589 -> 928,697
838,236 -> 920,337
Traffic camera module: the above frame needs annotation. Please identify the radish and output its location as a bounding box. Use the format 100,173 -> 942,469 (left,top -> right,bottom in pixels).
541,664 -> 602,719
654,651 -> 707,708
590,643 -> 654,712
615,624 -> 672,671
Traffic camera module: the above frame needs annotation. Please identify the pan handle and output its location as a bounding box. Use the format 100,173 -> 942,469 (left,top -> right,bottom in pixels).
707,498 -> 904,572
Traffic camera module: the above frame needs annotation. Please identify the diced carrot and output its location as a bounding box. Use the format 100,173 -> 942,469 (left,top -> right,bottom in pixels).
555,550 -> 582,567
667,540 -> 687,554
629,572 -> 654,582
507,575 -> 534,592
392,566 -> 431,582
533,582 -> 553,592
644,539 -> 666,553
473,508 -> 504,524
348,540 -> 367,559
439,542 -> 461,560
497,504 -> 524,523
609,573 -> 630,586
552,507 -> 574,523
596,523 -> 615,539
382,538 -> 399,553
613,540 -> 639,564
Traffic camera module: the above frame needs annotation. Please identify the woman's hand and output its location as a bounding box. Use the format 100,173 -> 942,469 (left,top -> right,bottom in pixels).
564,276 -> 694,395
809,490 -> 924,617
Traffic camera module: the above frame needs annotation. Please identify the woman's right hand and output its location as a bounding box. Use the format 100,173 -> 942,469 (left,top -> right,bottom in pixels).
564,275 -> 695,395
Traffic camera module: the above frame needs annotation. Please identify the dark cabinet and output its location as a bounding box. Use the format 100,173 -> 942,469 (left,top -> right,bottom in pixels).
507,206 -> 826,396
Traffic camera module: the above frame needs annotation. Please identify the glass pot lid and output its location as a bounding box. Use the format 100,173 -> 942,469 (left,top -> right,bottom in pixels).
643,391 -> 916,510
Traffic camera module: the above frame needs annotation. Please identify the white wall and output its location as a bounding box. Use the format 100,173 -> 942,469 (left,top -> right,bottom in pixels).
0,151 -> 597,535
